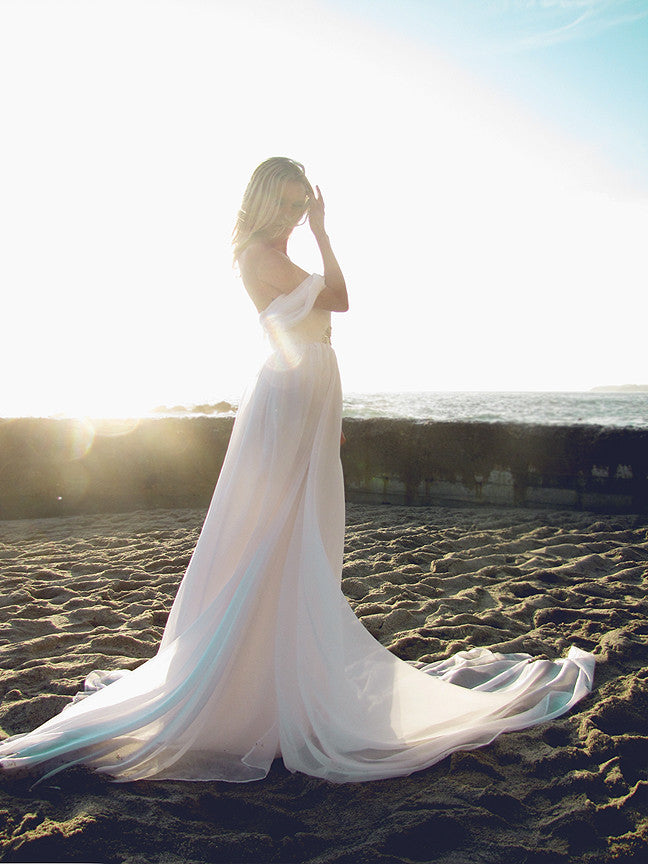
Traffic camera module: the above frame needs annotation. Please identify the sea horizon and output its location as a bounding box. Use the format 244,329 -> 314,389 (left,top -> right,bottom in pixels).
2,389 -> 647,429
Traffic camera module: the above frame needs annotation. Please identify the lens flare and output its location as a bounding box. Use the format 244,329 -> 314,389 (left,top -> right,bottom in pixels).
94,418 -> 141,438
263,314 -> 304,371
57,460 -> 90,505
65,417 -> 96,461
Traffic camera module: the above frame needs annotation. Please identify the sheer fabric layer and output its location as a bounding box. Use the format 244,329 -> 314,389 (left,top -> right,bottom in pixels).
0,275 -> 595,783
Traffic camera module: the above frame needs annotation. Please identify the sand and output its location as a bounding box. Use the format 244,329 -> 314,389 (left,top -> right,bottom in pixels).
0,503 -> 647,864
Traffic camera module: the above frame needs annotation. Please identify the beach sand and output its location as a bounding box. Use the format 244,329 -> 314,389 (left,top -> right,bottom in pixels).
0,503 -> 647,863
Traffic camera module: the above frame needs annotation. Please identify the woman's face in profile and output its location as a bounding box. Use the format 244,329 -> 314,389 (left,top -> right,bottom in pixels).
275,180 -> 308,235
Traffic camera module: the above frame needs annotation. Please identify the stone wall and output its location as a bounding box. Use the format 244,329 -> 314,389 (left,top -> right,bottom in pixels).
0,418 -> 234,520
340,419 -> 648,513
0,417 -> 646,519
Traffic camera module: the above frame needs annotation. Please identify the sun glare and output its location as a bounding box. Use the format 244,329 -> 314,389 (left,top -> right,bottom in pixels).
1,0 -> 645,417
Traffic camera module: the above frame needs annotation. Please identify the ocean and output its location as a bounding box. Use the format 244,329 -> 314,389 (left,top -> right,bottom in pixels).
156,391 -> 648,429
341,391 -> 648,428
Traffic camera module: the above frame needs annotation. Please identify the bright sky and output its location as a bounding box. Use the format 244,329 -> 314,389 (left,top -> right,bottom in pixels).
1,0 -> 647,416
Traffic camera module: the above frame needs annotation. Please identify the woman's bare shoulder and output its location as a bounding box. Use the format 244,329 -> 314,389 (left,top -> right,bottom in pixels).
241,244 -> 308,293
240,243 -> 288,277
238,245 -> 296,313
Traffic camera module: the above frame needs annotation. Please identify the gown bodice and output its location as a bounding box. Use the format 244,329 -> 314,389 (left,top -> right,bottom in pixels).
288,308 -> 332,345
259,274 -> 332,363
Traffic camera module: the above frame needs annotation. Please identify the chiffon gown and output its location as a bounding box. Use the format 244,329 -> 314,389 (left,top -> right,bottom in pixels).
0,275 -> 595,784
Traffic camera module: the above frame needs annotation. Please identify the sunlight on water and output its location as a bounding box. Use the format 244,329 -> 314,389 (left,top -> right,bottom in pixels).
341,392 -> 648,428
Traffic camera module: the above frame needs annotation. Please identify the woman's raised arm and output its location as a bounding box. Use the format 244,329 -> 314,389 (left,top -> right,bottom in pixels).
309,186 -> 348,313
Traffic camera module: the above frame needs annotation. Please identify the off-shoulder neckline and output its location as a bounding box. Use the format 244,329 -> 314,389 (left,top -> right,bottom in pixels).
258,274 -> 319,318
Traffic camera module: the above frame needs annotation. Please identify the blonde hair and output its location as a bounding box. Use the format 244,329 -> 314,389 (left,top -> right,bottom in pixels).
232,157 -> 314,261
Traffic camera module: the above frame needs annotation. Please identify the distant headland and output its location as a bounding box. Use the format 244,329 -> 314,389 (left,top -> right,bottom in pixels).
152,401 -> 237,415
590,384 -> 648,393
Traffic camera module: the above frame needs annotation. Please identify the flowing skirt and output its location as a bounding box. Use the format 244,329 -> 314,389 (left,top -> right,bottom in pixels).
0,342 -> 594,783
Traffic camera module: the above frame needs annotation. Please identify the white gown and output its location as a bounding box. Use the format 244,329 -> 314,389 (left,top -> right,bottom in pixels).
0,275 -> 594,784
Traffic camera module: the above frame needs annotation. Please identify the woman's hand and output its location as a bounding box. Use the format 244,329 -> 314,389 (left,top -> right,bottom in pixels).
308,185 -> 327,239
308,184 -> 348,312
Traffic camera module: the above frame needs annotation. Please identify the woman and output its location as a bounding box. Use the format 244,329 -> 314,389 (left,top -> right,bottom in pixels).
0,157 -> 594,784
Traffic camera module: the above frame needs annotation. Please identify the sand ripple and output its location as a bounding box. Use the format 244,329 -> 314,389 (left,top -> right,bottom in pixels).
1,504 -> 647,863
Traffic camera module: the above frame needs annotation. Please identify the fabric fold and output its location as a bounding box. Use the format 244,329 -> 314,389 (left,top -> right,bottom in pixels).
0,273 -> 595,784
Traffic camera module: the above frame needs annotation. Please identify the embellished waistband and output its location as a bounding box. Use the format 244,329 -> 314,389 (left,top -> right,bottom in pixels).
268,325 -> 332,356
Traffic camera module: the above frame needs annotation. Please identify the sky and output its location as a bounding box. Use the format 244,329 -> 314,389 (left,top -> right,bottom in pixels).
1,0 -> 646,416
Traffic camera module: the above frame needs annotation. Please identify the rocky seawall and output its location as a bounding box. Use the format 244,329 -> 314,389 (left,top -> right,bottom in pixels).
1,417 -> 646,519
341,418 -> 648,513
